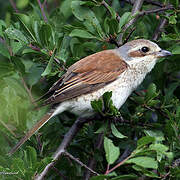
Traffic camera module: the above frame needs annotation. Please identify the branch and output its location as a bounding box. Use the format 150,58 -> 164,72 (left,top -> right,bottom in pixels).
9,0 -> 19,13
20,75 -> 37,106
152,14 -> 170,41
37,0 -> 48,23
124,0 -> 164,7
118,0 -> 144,45
139,6 -> 174,16
64,151 -> 99,176
29,44 -> 62,66
35,115 -> 98,180
143,0 -> 164,7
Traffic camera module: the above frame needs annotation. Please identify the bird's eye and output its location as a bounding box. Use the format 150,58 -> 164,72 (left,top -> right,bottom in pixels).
141,46 -> 150,53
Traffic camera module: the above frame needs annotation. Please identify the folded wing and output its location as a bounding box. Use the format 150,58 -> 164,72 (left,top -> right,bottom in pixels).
42,50 -> 128,106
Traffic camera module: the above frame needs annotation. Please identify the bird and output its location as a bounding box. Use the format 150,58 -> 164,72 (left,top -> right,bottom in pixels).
9,39 -> 172,155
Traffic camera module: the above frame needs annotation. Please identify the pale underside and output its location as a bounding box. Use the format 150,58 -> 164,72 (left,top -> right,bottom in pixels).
52,55 -> 157,117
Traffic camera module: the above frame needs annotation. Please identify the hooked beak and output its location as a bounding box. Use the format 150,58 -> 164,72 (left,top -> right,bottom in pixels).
157,50 -> 172,58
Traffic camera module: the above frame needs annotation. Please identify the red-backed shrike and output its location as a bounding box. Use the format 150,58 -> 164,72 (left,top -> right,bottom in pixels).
9,39 -> 172,155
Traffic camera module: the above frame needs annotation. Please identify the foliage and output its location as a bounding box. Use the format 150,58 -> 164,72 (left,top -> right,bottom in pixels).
0,0 -> 179,179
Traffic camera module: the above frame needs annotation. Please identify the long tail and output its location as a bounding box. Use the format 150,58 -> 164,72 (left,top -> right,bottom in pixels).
8,112 -> 53,156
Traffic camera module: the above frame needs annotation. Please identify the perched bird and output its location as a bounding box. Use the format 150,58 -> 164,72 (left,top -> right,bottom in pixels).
9,39 -> 172,155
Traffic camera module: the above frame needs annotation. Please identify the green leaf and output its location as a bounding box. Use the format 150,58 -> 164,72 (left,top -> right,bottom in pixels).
0,42 -> 10,58
15,13 -> 36,42
111,123 -> 127,139
57,36 -> 70,62
172,46 -> 180,54
103,91 -> 112,108
41,49 -> 56,76
95,122 -> 108,134
102,91 -> 119,116
132,165 -> 160,178
71,1 -> 105,39
5,27 -> 29,44
169,14 -> 177,24
126,157 -> 158,169
24,146 -> 37,168
149,144 -> 169,153
109,19 -> 119,35
70,29 -> 97,39
161,32 -> 180,41
82,42 -> 97,51
17,0 -> 29,9
0,61 -> 14,78
0,20 -> 6,38
144,130 -> 165,142
133,96 -> 144,104
147,99 -> 160,107
119,12 -> 131,32
102,3 -> 116,19
111,174 -> 138,180
71,1 -> 87,21
104,137 -> 120,164
11,41 -> 23,55
104,17 -> 110,34
137,136 -> 155,148
90,175 -> 109,180
60,0 -> 73,19
12,57 -> 25,74
26,63 -> 44,86
145,83 -> 159,101
164,82 -> 179,103
12,158 -> 25,174
33,20 -> 41,43
39,24 -> 52,47
91,99 -> 103,113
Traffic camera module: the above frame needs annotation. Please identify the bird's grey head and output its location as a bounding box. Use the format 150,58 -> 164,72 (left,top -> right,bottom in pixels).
116,39 -> 172,64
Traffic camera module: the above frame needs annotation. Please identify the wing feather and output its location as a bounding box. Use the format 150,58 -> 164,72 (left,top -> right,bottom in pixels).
41,50 -> 128,106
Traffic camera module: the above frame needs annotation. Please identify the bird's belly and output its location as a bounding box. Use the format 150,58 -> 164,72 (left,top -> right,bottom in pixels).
63,80 -> 132,117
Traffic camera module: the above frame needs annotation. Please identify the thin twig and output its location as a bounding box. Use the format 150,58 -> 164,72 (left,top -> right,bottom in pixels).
118,0 -> 144,45
105,154 -> 132,174
35,115 -> 98,180
64,151 -> 99,176
116,146 -> 132,163
152,14 -> 170,40
51,166 -> 68,180
37,0 -> 48,23
124,0 -> 164,7
9,0 -> 19,13
83,133 -> 104,180
139,6 -> 174,16
43,0 -> 47,7
29,44 -> 62,66
144,0 -> 164,7
0,117 -> 17,137
20,76 -> 37,106
101,0 -> 121,21
133,91 -> 170,120
123,27 -> 136,45
29,44 -> 41,52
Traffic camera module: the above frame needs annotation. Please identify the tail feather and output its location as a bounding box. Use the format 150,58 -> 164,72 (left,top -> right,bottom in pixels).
8,112 -> 53,156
